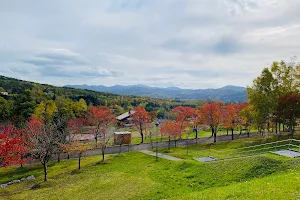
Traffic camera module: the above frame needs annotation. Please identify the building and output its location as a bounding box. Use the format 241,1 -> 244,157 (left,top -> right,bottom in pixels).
114,132 -> 131,145
116,110 -> 136,126
0,92 -> 8,96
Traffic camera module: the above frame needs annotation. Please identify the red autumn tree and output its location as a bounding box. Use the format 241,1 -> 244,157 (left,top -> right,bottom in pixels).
65,117 -> 87,169
26,116 -> 67,181
235,102 -> 248,134
277,92 -> 300,137
200,102 -> 224,143
0,125 -> 28,167
88,106 -> 116,162
223,104 -> 239,140
171,106 -> 197,139
160,120 -> 182,148
131,107 -> 151,143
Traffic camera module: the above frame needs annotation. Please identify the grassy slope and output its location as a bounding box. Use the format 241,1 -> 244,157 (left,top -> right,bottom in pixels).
1,135 -> 300,200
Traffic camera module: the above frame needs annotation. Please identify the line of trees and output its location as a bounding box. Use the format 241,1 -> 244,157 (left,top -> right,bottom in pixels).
0,106 -> 116,182
0,75 -> 205,125
247,60 -> 300,137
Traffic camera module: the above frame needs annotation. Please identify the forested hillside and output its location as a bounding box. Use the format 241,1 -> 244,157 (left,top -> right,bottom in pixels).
66,84 -> 247,102
0,75 -> 205,124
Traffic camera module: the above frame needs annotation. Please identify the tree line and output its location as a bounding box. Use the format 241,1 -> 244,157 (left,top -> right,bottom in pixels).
0,75 -> 206,125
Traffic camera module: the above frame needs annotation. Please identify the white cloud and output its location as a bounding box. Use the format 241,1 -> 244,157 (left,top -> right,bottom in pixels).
0,0 -> 300,89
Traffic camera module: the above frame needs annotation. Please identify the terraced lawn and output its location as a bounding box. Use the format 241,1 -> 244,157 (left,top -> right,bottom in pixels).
1,134 -> 300,200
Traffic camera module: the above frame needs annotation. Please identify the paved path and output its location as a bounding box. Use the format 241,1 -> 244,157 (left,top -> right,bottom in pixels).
139,150 -> 182,161
40,131 -> 276,162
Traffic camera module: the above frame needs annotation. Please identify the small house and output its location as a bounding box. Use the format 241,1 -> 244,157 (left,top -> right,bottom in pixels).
0,92 -> 8,96
114,131 -> 131,145
116,110 -> 136,126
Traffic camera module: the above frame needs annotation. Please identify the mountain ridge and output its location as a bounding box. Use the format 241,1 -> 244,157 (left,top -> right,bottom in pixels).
64,84 -> 247,102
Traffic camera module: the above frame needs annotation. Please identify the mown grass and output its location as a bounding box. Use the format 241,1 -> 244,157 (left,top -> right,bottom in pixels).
1,134 -> 300,200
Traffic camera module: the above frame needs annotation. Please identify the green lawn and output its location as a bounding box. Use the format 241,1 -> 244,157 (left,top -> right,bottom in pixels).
1,134 -> 300,199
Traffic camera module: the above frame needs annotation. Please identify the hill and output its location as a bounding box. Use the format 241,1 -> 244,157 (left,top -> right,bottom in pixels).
0,75 -> 205,121
1,134 -> 300,200
65,84 -> 247,102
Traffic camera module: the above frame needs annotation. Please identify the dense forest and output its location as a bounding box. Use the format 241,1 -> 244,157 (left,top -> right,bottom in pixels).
0,75 -> 205,124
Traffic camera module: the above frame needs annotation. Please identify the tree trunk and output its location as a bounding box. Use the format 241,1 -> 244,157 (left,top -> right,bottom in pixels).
247,130 -> 250,138
174,139 -> 177,147
195,128 -> 198,139
227,128 -> 228,135
43,163 -> 47,182
290,125 -> 294,138
95,136 -> 98,148
140,132 -> 144,143
211,128 -> 214,137
168,136 -> 171,150
239,127 -> 242,135
57,153 -> 60,162
78,153 -> 81,170
101,147 -> 105,162
214,131 -> 216,143
275,123 -> 278,134
67,154 -> 70,159
231,128 -> 234,140
150,136 -> 153,149
140,124 -> 144,143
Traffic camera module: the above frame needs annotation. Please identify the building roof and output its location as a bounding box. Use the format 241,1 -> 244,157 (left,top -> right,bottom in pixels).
116,111 -> 136,121
114,131 -> 131,135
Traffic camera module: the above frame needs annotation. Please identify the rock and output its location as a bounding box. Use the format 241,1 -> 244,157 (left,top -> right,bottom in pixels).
12,180 -> 20,184
20,178 -> 26,181
27,175 -> 35,180
0,184 -> 8,188
7,181 -> 13,185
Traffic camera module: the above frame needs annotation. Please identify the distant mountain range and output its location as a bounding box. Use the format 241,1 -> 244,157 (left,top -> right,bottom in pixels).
64,84 -> 247,102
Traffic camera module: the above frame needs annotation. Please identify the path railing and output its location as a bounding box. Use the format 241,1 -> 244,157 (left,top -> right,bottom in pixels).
205,139 -> 300,160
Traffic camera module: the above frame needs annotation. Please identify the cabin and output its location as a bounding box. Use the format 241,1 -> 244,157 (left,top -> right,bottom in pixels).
116,110 -> 136,127
114,131 -> 131,145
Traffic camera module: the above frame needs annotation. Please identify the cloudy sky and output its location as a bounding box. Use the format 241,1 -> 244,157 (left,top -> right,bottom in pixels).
0,0 -> 300,89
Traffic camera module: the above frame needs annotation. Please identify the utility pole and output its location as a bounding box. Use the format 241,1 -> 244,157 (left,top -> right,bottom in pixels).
155,121 -> 160,161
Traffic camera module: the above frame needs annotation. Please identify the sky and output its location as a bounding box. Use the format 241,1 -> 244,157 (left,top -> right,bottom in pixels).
0,0 -> 300,89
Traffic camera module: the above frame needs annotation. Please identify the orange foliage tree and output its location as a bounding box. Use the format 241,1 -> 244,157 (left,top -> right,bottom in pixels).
64,117 -> 88,169
171,106 -> 197,139
200,102 -> 224,143
160,120 -> 182,148
88,106 -> 116,162
223,104 -> 239,140
131,107 -> 151,143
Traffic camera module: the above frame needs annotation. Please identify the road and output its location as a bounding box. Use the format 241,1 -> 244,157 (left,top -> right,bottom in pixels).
62,132 -> 265,159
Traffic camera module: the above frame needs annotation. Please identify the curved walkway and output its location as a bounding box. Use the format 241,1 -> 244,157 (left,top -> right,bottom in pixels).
139,150 -> 182,161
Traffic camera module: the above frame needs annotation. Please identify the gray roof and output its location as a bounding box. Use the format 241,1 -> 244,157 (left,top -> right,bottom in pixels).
116,111 -> 136,121
114,131 -> 131,135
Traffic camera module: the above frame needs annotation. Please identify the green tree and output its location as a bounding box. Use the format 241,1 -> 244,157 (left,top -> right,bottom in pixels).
247,60 -> 299,133
34,100 -> 58,120
0,97 -> 13,122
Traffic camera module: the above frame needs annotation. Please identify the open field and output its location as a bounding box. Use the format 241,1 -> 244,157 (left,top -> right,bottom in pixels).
1,132 -> 300,200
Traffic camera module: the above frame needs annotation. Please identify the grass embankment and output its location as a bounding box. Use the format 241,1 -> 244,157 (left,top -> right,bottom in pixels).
158,131 -> 300,160
1,134 -> 300,199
